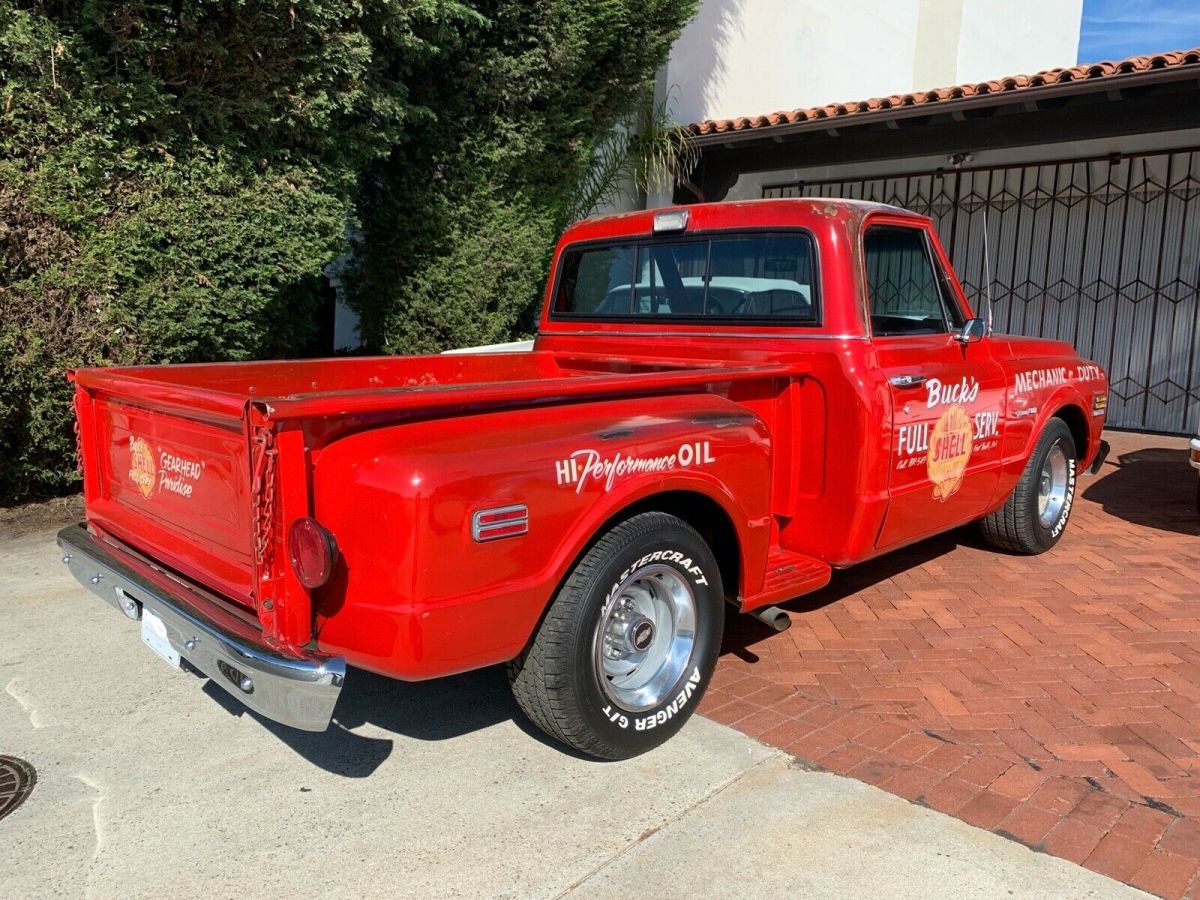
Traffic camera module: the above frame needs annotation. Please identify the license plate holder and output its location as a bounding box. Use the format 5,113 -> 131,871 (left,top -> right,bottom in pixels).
140,607 -> 181,668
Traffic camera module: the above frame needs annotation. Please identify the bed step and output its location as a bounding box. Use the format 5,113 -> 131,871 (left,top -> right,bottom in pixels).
741,549 -> 831,613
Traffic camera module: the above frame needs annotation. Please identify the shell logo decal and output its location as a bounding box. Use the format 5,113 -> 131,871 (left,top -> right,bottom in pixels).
128,436 -> 157,499
928,405 -> 973,501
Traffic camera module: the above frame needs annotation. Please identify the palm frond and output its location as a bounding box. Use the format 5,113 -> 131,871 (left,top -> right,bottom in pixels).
567,88 -> 697,221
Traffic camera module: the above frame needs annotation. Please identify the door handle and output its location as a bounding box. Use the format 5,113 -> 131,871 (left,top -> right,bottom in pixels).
889,374 -> 927,389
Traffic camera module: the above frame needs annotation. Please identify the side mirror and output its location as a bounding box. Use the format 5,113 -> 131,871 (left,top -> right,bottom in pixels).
955,317 -> 987,344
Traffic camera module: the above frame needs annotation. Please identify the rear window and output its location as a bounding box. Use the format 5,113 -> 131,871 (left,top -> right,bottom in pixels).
552,232 -> 818,323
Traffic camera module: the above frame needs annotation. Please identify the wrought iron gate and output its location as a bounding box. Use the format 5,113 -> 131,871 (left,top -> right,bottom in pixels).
763,150 -> 1200,434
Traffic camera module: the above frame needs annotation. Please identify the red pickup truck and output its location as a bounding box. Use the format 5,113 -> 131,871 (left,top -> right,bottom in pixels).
59,199 -> 1110,759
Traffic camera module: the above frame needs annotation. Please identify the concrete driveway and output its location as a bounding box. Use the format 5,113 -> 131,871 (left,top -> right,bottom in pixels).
1,521 -> 1142,899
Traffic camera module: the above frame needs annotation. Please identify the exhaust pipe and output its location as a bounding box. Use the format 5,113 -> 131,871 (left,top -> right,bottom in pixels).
749,605 -> 791,632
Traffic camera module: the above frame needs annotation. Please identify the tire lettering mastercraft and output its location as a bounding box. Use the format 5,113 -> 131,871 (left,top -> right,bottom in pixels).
1050,458 -> 1077,538
614,551 -> 709,587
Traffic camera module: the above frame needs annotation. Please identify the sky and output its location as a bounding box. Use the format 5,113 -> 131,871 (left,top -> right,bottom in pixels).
1079,0 -> 1200,63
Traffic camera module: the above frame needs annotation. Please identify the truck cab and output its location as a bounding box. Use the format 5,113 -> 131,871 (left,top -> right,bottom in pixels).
539,200 -> 1106,561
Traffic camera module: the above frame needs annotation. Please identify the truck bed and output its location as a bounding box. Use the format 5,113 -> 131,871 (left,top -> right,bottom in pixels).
72,350 -> 792,622
73,351 -> 790,424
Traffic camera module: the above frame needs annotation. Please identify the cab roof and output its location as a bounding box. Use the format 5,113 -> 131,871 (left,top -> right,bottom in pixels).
559,197 -> 923,246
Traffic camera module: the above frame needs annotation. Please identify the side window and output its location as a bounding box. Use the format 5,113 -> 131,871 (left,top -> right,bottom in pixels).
864,227 -> 953,336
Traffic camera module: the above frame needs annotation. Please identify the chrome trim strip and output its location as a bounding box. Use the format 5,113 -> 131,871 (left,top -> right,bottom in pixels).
471,505 -> 529,542
57,524 -> 344,732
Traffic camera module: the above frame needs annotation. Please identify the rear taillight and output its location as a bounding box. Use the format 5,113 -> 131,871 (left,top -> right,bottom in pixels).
288,517 -> 337,589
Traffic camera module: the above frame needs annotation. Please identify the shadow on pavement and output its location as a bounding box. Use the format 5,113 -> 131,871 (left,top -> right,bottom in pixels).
199,663 -> 577,777
720,443 -> 1200,665
1083,446 -> 1200,536
720,529 -> 970,663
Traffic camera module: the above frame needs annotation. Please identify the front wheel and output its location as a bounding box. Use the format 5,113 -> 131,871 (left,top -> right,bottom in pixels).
507,512 -> 724,759
981,418 -> 1077,554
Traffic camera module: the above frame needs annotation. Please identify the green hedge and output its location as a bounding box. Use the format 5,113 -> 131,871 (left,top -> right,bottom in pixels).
0,1 -> 697,502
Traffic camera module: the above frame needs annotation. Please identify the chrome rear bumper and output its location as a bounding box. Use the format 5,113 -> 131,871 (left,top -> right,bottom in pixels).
57,524 -> 344,731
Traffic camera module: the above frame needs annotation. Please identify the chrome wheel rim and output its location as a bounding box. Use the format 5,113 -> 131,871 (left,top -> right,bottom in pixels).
1038,441 -> 1070,528
594,564 -> 697,713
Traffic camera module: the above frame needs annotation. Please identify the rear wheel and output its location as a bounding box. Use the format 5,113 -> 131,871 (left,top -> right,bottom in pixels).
507,512 -> 724,759
981,418 -> 1077,554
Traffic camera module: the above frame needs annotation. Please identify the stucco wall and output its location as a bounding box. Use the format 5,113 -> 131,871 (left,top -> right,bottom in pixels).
954,0 -> 1082,83
662,0 -> 1083,127
665,0 -> 923,125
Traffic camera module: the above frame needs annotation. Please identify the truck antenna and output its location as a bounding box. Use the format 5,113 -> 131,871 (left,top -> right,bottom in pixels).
981,205 -> 994,333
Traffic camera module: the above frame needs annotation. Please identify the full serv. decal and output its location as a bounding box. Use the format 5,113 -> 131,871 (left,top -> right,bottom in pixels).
894,377 -> 997,502
928,405 -> 973,501
127,436 -> 203,499
555,441 -> 715,494
128,436 -> 157,499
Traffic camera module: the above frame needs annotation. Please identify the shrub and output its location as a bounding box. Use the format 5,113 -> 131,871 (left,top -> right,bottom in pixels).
348,0 -> 700,353
0,0 -> 432,500
0,0 -> 697,502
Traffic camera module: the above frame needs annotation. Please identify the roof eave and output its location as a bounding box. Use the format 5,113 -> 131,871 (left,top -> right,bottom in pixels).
689,66 -> 1200,147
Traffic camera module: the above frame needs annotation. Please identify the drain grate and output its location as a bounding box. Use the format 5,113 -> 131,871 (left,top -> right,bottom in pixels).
0,756 -> 36,822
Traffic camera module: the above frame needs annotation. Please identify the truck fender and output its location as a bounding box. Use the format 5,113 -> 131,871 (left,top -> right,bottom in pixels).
310,393 -> 775,679
540,470 -> 768,614
994,385 -> 1094,507
1022,389 -> 1093,462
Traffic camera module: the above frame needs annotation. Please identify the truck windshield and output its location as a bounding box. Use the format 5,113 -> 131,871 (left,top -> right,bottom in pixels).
553,232 -> 818,323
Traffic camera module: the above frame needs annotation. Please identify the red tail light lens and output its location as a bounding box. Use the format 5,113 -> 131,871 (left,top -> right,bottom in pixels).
288,517 -> 337,589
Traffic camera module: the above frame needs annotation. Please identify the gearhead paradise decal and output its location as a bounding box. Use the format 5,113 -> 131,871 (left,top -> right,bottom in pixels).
126,435 -> 204,499
927,405 -> 973,501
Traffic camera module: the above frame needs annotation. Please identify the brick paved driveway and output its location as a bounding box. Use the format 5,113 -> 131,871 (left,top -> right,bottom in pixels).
704,431 -> 1200,898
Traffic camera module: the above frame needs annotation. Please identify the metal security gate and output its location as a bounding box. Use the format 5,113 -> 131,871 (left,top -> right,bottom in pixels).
763,150 -> 1200,434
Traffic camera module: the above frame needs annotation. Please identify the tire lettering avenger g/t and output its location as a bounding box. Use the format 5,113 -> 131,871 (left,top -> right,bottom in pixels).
602,667 -> 703,731
633,667 -> 702,730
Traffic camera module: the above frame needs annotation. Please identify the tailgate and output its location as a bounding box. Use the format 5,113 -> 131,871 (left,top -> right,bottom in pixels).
81,391 -> 258,609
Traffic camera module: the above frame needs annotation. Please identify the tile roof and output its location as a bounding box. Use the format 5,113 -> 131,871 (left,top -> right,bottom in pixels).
689,47 -> 1200,137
